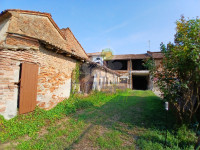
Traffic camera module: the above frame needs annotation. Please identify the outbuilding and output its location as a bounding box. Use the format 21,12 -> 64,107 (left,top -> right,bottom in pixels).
0,9 -> 119,119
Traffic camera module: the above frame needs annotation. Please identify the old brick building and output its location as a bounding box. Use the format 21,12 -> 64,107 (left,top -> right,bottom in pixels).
88,51 -> 163,92
0,9 -> 119,119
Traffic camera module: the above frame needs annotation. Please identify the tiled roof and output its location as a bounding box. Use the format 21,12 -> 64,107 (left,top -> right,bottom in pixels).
88,51 -> 164,60
109,54 -> 149,60
147,51 -> 163,59
0,9 -> 119,76
151,52 -> 163,59
88,52 -> 102,56
0,9 -> 88,59
0,9 -> 66,39
61,28 -> 88,59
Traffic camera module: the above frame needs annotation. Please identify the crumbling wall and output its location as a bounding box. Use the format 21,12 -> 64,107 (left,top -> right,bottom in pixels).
0,48 -> 39,119
91,68 -> 115,91
0,38 -> 76,119
0,18 -> 10,44
152,58 -> 163,97
8,12 -> 67,51
0,10 -> 119,119
37,47 -> 76,110
61,28 -> 88,59
79,63 -> 118,93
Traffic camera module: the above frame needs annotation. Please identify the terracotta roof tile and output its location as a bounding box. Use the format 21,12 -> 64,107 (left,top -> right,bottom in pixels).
0,9 -> 89,59
88,51 -> 164,60
88,52 -> 102,56
61,28 -> 88,59
147,51 -> 163,59
110,54 -> 149,60
0,9 -> 118,75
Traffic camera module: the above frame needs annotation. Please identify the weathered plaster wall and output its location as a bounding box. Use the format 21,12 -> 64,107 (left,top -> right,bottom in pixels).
91,68 -> 115,91
8,12 -> 68,51
0,10 -> 118,119
6,35 -> 40,48
37,47 -> 76,110
90,55 -> 104,66
0,18 -> 10,44
0,49 -> 38,119
0,44 -> 76,119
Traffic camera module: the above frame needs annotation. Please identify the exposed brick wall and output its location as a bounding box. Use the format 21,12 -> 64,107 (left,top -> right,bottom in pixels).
0,49 -> 38,119
0,10 -> 119,119
8,13 -> 67,50
154,58 -> 163,71
0,45 -> 76,119
6,35 -> 39,48
61,28 -> 88,59
37,47 -> 76,110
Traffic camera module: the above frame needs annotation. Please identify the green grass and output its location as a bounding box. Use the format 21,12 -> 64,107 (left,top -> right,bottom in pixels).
0,90 -> 122,143
0,90 -> 197,150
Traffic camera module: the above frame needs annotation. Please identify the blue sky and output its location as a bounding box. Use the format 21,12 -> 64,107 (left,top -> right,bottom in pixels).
1,0 -> 200,55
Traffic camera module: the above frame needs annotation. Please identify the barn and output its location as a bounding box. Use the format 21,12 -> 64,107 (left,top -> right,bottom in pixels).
0,9 -> 119,119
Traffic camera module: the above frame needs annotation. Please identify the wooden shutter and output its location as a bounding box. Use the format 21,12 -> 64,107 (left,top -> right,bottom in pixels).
19,63 -> 38,114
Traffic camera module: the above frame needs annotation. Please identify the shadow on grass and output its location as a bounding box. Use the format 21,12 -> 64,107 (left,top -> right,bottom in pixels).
74,95 -> 175,129
65,93 -> 177,149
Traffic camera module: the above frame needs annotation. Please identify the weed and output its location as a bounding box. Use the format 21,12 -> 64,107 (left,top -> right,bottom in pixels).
0,90 -> 197,150
0,90 -> 125,143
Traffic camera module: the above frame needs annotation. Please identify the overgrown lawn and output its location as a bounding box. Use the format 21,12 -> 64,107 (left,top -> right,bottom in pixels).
0,90 -> 197,150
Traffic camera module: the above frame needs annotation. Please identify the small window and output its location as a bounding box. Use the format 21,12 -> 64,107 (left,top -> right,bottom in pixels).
96,57 -> 100,60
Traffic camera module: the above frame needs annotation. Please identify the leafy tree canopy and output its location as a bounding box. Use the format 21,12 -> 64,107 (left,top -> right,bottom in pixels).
147,16 -> 200,124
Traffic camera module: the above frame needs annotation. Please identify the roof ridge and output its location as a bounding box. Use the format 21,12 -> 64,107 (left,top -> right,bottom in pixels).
113,53 -> 148,56
0,9 -> 66,40
1,9 -> 51,16
62,27 -> 88,58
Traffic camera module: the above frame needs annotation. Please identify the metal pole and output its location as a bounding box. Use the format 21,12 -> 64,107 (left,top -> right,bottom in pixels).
165,102 -> 169,147
165,109 -> 168,147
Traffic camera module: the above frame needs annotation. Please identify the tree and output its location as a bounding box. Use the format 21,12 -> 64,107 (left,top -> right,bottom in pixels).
147,16 -> 200,124
146,16 -> 200,148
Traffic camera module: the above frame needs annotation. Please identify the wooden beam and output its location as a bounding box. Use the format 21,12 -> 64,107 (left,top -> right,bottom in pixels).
46,44 -> 53,49
66,54 -> 71,57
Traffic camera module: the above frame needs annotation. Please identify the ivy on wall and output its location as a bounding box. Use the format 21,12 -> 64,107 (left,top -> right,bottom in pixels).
71,62 -> 80,94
